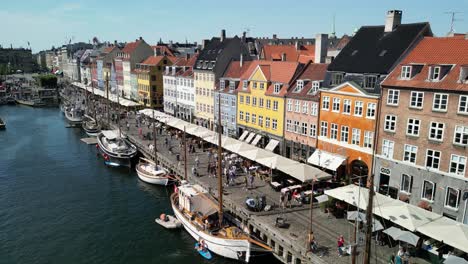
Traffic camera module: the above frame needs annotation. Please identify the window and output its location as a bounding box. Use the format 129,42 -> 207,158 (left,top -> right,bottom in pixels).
341,126 -> 349,143
253,82 -> 257,89
332,98 -> 340,112
293,121 -> 299,133
246,96 -> 250,105
406,118 -> 420,136
239,111 -> 244,120
301,122 -> 308,135
295,80 -> 304,92
387,89 -> 400,105
258,116 -> 263,127
266,100 -> 271,109
454,125 -> 468,146
366,103 -> 376,118
354,101 -> 363,116
259,98 -> 264,108
320,122 -> 328,137
273,101 -> 278,111
272,119 -> 278,130
401,66 -> 411,79
433,93 -> 449,112
287,99 -> 292,111
330,123 -> 338,140
309,124 -> 317,138
322,96 -> 330,110
274,83 -> 281,94
429,122 -> 444,141
422,180 -> 435,201
410,91 -> 424,109
295,100 -> 300,112
331,72 -> 343,85
352,128 -> 361,145
265,117 -> 270,128
243,80 -> 248,89
382,139 -> 395,158
312,81 -> 320,92
252,97 -> 257,106
229,81 -> 235,90
384,115 -> 397,132
430,66 -> 441,81
251,114 -> 256,124
364,75 -> 377,89
445,187 -> 461,209
286,120 -> 292,131
450,155 -> 466,176
343,99 -> 351,114
239,95 -> 244,104
364,131 -> 374,148
400,174 -> 413,194
302,102 -> 308,113
403,144 -> 418,164
426,149 -> 441,169
245,112 -> 250,123
458,95 -> 468,114
260,82 -> 265,90
310,102 -> 318,116
220,80 -> 225,89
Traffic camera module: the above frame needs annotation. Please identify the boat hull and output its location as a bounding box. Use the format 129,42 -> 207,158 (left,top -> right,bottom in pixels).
171,194 -> 251,262
82,122 -> 101,137
65,111 -> 83,124
96,133 -> 137,168
136,165 -> 170,185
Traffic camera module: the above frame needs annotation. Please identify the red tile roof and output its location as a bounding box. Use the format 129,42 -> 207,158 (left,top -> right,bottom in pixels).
382,36 -> 468,92
286,62 -> 328,99
262,44 -> 315,63
151,45 -> 175,57
141,55 -> 177,66
217,60 -> 254,93
122,40 -> 142,54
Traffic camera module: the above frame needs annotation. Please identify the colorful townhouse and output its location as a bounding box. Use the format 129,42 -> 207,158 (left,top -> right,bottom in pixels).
163,57 -> 193,117
117,38 -> 153,100
315,10 -> 432,180
193,30 -> 254,129
284,63 -> 328,162
236,60 -> 302,154
96,45 -> 120,89
374,36 -> 468,222
174,55 -> 198,122
136,55 -> 175,108
214,59 -> 253,137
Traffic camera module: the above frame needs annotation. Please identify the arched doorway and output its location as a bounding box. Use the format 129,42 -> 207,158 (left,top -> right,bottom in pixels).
349,159 -> 369,185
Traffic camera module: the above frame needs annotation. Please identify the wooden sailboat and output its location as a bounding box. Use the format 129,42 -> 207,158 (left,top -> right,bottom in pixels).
170,96 -> 271,262
82,83 -> 101,136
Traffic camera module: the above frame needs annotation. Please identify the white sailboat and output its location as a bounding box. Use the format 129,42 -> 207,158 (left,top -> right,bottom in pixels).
136,158 -> 171,185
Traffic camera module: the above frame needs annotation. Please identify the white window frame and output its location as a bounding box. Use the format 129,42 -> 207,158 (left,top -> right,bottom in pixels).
425,149 -> 441,170
310,102 -> 318,116
260,82 -> 265,90
242,80 -> 248,90
410,91 -> 424,109
273,83 -> 281,94
322,96 -> 330,110
252,97 -> 257,106
403,144 -> 418,164
421,180 -> 435,202
450,154 -> 466,176
343,99 -> 351,114
251,114 -> 256,124
258,115 -> 263,127
364,131 -> 374,149
458,95 -> 468,114
445,187 -> 461,209
312,81 -> 320,92
309,124 -> 317,138
245,112 -> 250,123
296,80 -> 304,91
330,123 -> 338,140
366,102 -> 376,119
428,121 -> 445,142
239,111 -> 244,120
352,128 -> 361,146
406,118 -> 420,137
430,66 -> 441,81
287,99 -> 292,112
401,66 -> 412,79
320,121 -> 328,137
400,174 -> 413,194
302,102 -> 308,114
332,98 -> 340,112
384,115 -> 397,132
301,122 -> 308,135
293,121 -> 300,133
286,119 -> 292,132
266,99 -> 271,109
272,119 -> 278,130
273,101 -> 278,111
294,100 -> 300,112
453,125 -> 468,146
340,126 -> 349,143
354,101 -> 363,116
265,117 -> 270,128
432,93 -> 449,112
387,89 -> 400,106
259,98 -> 264,108
382,139 -> 394,159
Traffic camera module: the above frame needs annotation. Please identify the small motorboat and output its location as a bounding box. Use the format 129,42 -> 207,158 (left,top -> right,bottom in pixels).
195,242 -> 213,260
97,130 -> 137,168
64,106 -> 83,125
136,158 -> 172,185
82,116 -> 101,137
155,213 -> 181,229
0,118 -> 5,129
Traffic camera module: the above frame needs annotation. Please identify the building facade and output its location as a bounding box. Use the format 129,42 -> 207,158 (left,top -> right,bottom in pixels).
374,36 -> 468,222
136,55 -> 174,108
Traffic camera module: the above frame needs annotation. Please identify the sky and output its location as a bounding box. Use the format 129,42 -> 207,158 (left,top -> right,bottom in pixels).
1,0 -> 467,53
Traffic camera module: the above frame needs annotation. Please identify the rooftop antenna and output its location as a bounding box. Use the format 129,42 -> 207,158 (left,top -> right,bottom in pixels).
444,11 -> 462,35
243,27 -> 251,37
331,14 -> 336,38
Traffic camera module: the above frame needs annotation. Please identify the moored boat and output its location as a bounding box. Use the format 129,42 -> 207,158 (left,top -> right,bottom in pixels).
0,118 -> 5,129
82,116 -> 101,137
136,158 -> 171,185
96,130 -> 137,167
64,106 -> 83,124
6,97 -> 16,105
16,99 -> 46,107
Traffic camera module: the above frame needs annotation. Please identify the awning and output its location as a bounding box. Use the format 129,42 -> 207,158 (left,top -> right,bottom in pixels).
251,134 -> 262,146
378,200 -> 441,232
307,150 -> 346,171
238,131 -> 249,141
245,133 -> 256,143
265,139 -> 279,152
416,217 -> 468,253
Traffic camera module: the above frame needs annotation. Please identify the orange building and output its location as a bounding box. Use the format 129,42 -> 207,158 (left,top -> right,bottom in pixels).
313,82 -> 379,179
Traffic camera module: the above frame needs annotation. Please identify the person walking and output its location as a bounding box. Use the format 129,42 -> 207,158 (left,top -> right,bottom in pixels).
195,155 -> 200,167
279,192 -> 285,209
285,190 -> 292,208
337,235 -> 345,257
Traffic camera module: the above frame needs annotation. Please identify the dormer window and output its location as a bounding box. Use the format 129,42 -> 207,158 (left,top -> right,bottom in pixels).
297,80 -> 304,89
364,75 -> 377,89
429,66 -> 441,81
219,80 -> 225,89
274,83 -> 281,94
312,81 -> 320,93
242,80 -> 248,90
331,72 -> 344,86
460,67 -> 468,83
401,66 -> 411,79
229,81 -> 235,90
259,82 -> 265,90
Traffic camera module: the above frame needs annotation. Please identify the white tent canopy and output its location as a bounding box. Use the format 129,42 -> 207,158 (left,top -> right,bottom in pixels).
138,109 -> 330,182
416,217 -> 468,253
72,82 -> 140,107
308,150 -> 346,171
378,200 -> 441,232
324,184 -> 394,211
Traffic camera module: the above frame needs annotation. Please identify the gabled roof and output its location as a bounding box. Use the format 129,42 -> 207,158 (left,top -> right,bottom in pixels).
262,44 -> 315,63
152,45 -> 175,57
328,22 -> 431,74
217,60 -> 254,93
141,55 -> 176,66
382,36 -> 468,92
122,40 -> 143,54
286,63 -> 328,99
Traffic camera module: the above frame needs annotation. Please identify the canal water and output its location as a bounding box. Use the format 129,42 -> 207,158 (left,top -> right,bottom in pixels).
0,105 -> 245,264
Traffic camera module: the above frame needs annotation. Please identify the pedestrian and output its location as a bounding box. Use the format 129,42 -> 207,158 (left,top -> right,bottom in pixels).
164,138 -> 168,147
195,155 -> 200,167
285,191 -> 292,208
126,122 -> 130,131
243,175 -> 248,190
248,173 -> 254,189
337,235 -> 345,257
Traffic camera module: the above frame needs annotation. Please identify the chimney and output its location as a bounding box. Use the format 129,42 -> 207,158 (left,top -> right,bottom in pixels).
295,41 -> 300,50
273,34 -> 277,39
139,36 -> 143,40
185,53 -> 190,60
281,52 -> 286,61
221,29 -> 226,42
240,53 -> 243,67
242,31 -> 246,43
169,40 -> 173,46
114,40 -> 117,46
385,10 -> 402,32
314,34 -> 329,63
202,39 -> 209,50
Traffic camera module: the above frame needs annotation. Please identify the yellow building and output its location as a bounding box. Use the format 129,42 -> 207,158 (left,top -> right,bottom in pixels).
136,55 -> 175,108
194,71 -> 215,128
237,60 -> 301,154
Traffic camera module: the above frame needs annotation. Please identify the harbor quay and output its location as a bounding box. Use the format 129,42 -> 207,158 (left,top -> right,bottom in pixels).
64,85 -> 427,264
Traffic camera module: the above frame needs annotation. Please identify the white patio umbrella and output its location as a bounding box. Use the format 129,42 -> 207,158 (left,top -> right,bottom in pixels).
444,255 -> 468,264
348,211 -> 384,232
383,227 -> 420,246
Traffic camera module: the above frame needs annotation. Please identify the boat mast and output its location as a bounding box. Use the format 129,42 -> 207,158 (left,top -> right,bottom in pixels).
106,74 -> 110,127
183,126 -> 188,180
117,82 -> 121,138
92,81 -> 96,121
363,173 -> 375,264
217,93 -> 223,227
152,109 -> 157,164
